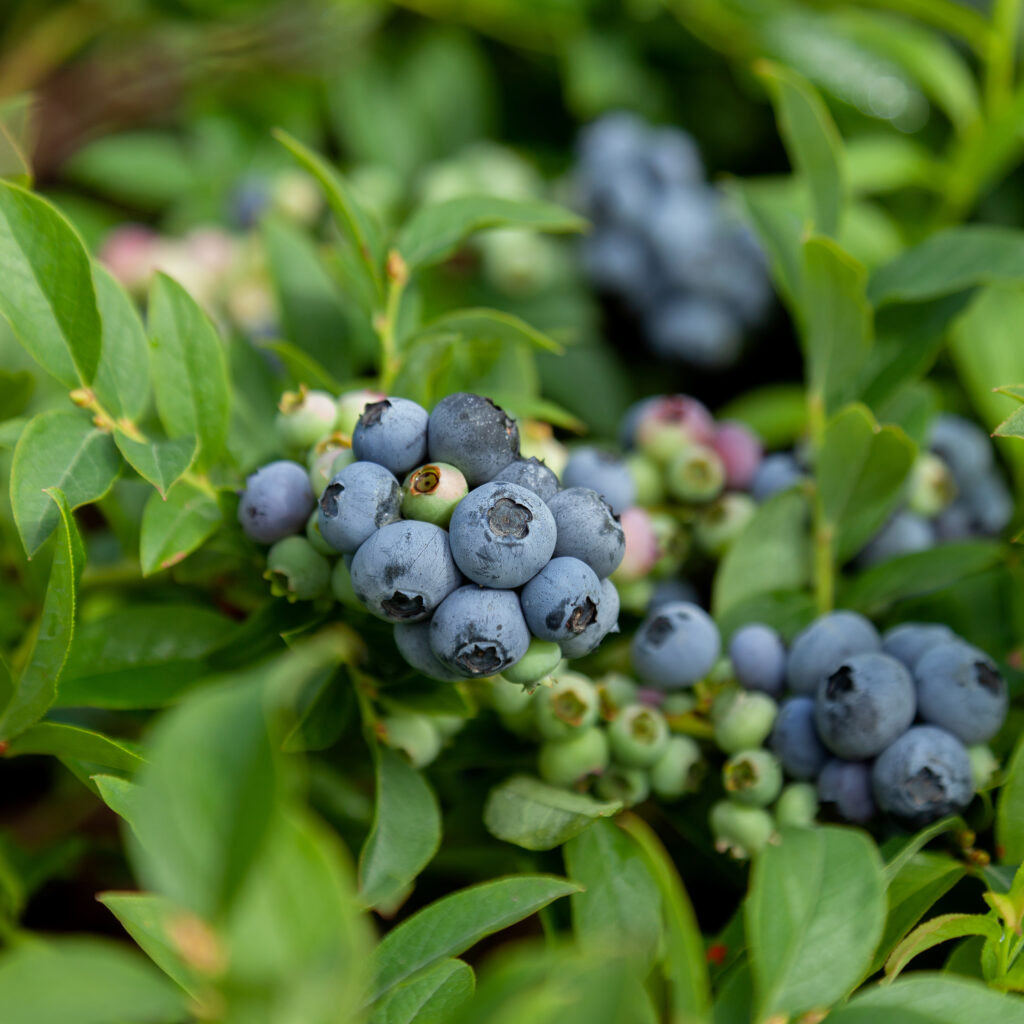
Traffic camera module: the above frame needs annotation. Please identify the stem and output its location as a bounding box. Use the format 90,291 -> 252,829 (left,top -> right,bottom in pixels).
376,250 -> 408,393
986,0 -> 1022,114
807,390 -> 834,614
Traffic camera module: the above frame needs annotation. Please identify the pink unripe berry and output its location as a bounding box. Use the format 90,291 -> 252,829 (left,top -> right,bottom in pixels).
712,421 -> 763,490
614,507 -> 660,582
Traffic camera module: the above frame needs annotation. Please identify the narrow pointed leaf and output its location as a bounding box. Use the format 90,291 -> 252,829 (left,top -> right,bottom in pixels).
114,433 -> 195,497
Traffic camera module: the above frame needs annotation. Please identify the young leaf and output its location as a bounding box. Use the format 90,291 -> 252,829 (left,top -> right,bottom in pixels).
884,913 -> 1000,982
817,404 -> 916,562
92,265 -> 150,423
113,433 -> 196,498
94,775 -> 145,840
369,959 -> 474,1024
10,408 -> 120,557
802,236 -> 872,414
0,937 -> 188,1024
756,62 -> 845,237
358,746 -> 442,910
139,480 -> 222,577
747,826 -> 886,1019
868,225 -> 1024,306
147,273 -> 230,470
370,875 -> 580,1001
409,308 -> 563,355
396,196 -> 585,271
998,733 -> 1024,864
564,818 -> 662,968
0,489 -> 84,740
830,974 -> 1024,1023
0,181 -> 102,387
4,722 -> 143,774
995,405 -> 1024,439
483,775 -> 621,851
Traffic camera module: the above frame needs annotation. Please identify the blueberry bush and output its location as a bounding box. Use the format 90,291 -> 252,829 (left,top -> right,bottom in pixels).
5,1 -> 1024,1021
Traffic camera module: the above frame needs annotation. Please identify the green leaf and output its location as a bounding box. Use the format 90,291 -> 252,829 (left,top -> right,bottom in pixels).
0,937 -> 188,1024
713,489 -> 812,620
370,875 -> 580,1001
840,541 -> 1004,617
802,235 -> 872,414
98,892 -> 197,995
273,129 -> 384,306
139,480 -> 222,577
884,912 -> 999,982
483,774 -> 621,851
998,732 -> 1024,864
0,489 -> 84,740
817,404 -> 916,562
617,813 -> 710,1022
0,368 -> 33,419
358,746 -> 442,910
564,818 -> 662,969
396,196 -> 585,271
130,673 -> 280,918
747,826 -> 886,1019
0,181 -> 102,386
717,384 -> 808,449
114,433 -> 195,498
832,974 -> 1024,1023
147,273 -> 230,470
410,308 -> 563,355
258,340 -> 343,395
845,135 -> 943,195
995,383 -> 1024,403
730,179 -> 803,307
868,226 -> 1024,306
756,61 -> 845,237
370,959 -> 475,1024
92,265 -> 150,423
995,405 -> 1024,439
4,722 -> 143,773
10,409 -> 120,556
94,775 -> 145,838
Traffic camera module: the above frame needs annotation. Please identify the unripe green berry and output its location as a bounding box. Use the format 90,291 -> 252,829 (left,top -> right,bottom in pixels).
491,678 -> 534,715
968,744 -> 999,790
626,452 -> 664,506
710,800 -> 775,859
335,388 -> 386,437
608,704 -> 670,768
380,714 -> 442,768
723,749 -> 783,807
695,493 -> 756,556
639,421 -> 690,466
401,463 -> 469,528
665,444 -> 726,504
649,735 -> 702,800
330,557 -> 362,610
774,783 -> 818,829
662,691 -> 698,724
595,765 -> 650,807
908,452 -> 957,518
433,715 -> 466,740
264,535 -> 330,601
305,510 -> 335,556
712,688 -> 777,755
538,727 -> 609,788
615,579 -> 655,615
534,672 -> 600,741
307,437 -> 354,494
501,637 -> 564,686
649,513 -> 690,577
596,672 -> 639,721
275,387 -> 338,450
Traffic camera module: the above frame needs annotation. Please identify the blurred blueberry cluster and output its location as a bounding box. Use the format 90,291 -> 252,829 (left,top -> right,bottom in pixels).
574,113 -> 772,369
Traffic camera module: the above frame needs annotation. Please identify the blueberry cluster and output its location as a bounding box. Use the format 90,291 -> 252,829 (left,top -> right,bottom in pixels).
709,613 -> 1005,856
575,113 -> 772,369
238,390 -> 624,684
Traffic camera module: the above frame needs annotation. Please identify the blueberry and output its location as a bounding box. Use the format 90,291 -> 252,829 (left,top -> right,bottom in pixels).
775,783 -> 818,828
519,557 -> 602,643
857,513 -> 934,568
632,601 -> 720,689
818,759 -> 876,824
619,397 -> 661,450
430,585 -> 531,678
350,520 -> 462,622
577,111 -> 648,166
729,623 -> 786,697
264,535 -> 330,602
401,462 -> 468,528
561,447 -> 636,516
238,460 -> 315,544
710,801 -> 775,859
872,725 -> 974,826
547,487 -> 625,580
335,388 -> 386,438
318,461 -> 402,554
648,579 -> 700,611
308,441 -> 354,496
448,481 -> 557,588
648,296 -> 742,369
750,453 -> 804,502
814,653 -> 916,760
881,622 -> 957,671
427,393 -> 520,486
394,621 -> 465,683
649,735 -> 702,799
595,765 -> 650,807
665,444 -> 726,504
559,577 -> 621,659
770,697 -> 828,781
695,494 -> 756,556
964,471 -> 1013,536
352,397 -> 429,477
533,671 -> 600,741
712,421 -> 763,491
914,641 -> 1008,744
929,414 -> 993,483
714,689 -> 778,754
646,126 -> 704,186
933,500 -> 975,541
490,457 -> 560,502
581,230 -> 652,294
608,704 -> 669,768
500,637 -> 564,686
786,611 -> 880,695
723,749 -> 783,807
538,727 -> 610,788
380,714 -> 442,768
